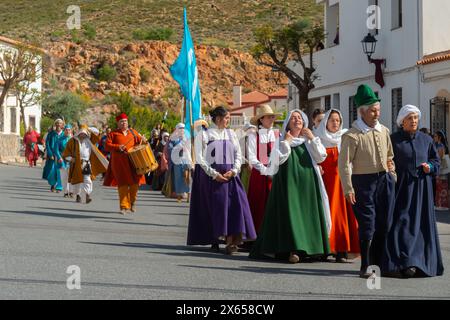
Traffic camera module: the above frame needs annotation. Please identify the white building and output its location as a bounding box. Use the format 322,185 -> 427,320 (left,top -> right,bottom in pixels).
0,36 -> 43,135
288,0 -> 450,139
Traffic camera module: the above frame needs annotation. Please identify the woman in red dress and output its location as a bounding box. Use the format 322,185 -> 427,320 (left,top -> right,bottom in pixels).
23,126 -> 40,167
247,105 -> 281,234
316,109 -> 360,262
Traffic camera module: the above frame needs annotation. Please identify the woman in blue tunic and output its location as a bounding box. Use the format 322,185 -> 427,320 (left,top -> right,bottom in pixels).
56,124 -> 73,197
42,119 -> 64,192
187,106 -> 256,254
383,105 -> 444,278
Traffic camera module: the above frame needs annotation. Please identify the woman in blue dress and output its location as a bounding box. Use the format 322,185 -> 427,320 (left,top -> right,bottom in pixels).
383,105 -> 444,278
168,123 -> 192,203
56,124 -> 73,197
42,119 -> 65,192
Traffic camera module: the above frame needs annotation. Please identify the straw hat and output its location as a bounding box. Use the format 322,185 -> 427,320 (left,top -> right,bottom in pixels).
250,104 -> 282,126
77,124 -> 90,137
194,119 -> 209,129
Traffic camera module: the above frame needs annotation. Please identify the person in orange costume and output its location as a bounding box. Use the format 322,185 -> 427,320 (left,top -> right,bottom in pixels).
104,113 -> 147,214
316,109 -> 360,263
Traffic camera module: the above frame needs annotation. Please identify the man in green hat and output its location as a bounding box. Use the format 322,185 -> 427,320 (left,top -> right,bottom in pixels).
338,84 -> 396,278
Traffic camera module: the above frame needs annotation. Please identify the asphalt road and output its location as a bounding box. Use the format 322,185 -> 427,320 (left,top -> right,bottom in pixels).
0,164 -> 449,300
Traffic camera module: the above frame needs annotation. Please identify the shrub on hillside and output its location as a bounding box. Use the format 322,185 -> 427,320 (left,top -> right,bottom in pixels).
139,67 -> 151,83
96,64 -> 117,82
83,24 -> 96,40
132,27 -> 174,41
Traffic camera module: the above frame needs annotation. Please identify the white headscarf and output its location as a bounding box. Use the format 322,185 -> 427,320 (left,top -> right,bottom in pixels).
396,104 -> 421,128
281,109 -> 309,147
315,109 -> 348,150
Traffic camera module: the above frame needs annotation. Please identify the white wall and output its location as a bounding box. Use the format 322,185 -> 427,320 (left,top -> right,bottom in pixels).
308,67 -> 420,131
420,60 -> 450,136
2,95 -> 19,135
421,0 -> 450,56
301,0 -> 420,90
267,98 -> 288,114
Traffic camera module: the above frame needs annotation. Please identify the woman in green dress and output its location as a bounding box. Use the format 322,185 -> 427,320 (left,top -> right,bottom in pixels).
249,109 -> 332,263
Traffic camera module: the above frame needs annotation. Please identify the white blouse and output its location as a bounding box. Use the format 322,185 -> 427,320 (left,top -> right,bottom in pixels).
248,127 -> 279,176
196,126 -> 242,179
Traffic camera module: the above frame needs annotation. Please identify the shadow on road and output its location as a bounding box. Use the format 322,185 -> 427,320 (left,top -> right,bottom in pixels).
178,264 -> 360,278
436,211 -> 450,224
8,196 -> 75,204
0,186 -> 52,192
0,209 -> 130,220
81,241 -> 253,261
33,207 -> 129,216
95,220 -> 186,228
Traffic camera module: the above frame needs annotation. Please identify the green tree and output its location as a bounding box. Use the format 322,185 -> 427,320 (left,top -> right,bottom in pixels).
252,19 -> 324,112
42,91 -> 89,123
0,43 -> 43,132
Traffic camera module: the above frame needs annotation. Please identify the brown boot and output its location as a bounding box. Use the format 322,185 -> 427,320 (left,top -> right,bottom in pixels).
289,253 -> 300,264
225,245 -> 238,255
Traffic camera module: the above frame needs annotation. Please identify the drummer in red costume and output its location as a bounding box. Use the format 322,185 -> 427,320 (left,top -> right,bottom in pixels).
104,113 -> 147,214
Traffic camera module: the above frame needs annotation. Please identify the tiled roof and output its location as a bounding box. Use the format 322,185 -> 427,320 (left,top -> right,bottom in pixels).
417,50 -> 450,65
269,88 -> 288,98
241,91 -> 270,105
228,90 -> 271,107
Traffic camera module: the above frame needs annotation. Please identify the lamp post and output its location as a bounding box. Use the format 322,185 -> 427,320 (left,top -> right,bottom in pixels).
361,33 -> 386,87
362,33 -> 378,61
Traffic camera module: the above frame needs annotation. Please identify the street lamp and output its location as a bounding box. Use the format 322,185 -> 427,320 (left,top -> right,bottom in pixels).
361,33 -> 386,87
361,33 -> 378,61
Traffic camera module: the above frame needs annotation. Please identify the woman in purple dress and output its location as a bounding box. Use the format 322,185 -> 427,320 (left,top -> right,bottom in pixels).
187,106 -> 256,255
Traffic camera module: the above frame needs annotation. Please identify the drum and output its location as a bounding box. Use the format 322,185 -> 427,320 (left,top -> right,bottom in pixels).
128,144 -> 158,175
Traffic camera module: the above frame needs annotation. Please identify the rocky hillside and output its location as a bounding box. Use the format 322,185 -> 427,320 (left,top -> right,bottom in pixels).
0,0 -> 322,51
46,40 -> 288,115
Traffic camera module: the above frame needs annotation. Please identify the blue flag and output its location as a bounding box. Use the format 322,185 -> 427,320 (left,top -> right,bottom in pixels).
170,8 -> 202,138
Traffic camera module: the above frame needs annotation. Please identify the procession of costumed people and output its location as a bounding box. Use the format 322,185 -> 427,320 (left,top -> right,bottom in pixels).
36,83 -> 444,279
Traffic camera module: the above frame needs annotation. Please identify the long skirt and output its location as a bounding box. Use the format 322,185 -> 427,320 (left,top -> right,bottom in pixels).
247,168 -> 272,233
249,144 -> 330,260
187,166 -> 256,245
382,171 -> 444,277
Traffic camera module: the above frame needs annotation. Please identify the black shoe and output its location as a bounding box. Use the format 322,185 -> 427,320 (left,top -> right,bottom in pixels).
402,267 -> 417,278
359,239 -> 372,274
69,193 -> 74,198
335,252 -> 348,263
63,193 -> 69,198
210,244 -> 220,253
86,195 -> 92,204
359,266 -> 374,279
76,195 -> 82,203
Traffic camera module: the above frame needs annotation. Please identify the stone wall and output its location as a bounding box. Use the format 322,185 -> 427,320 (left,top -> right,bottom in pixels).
0,133 -> 21,163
